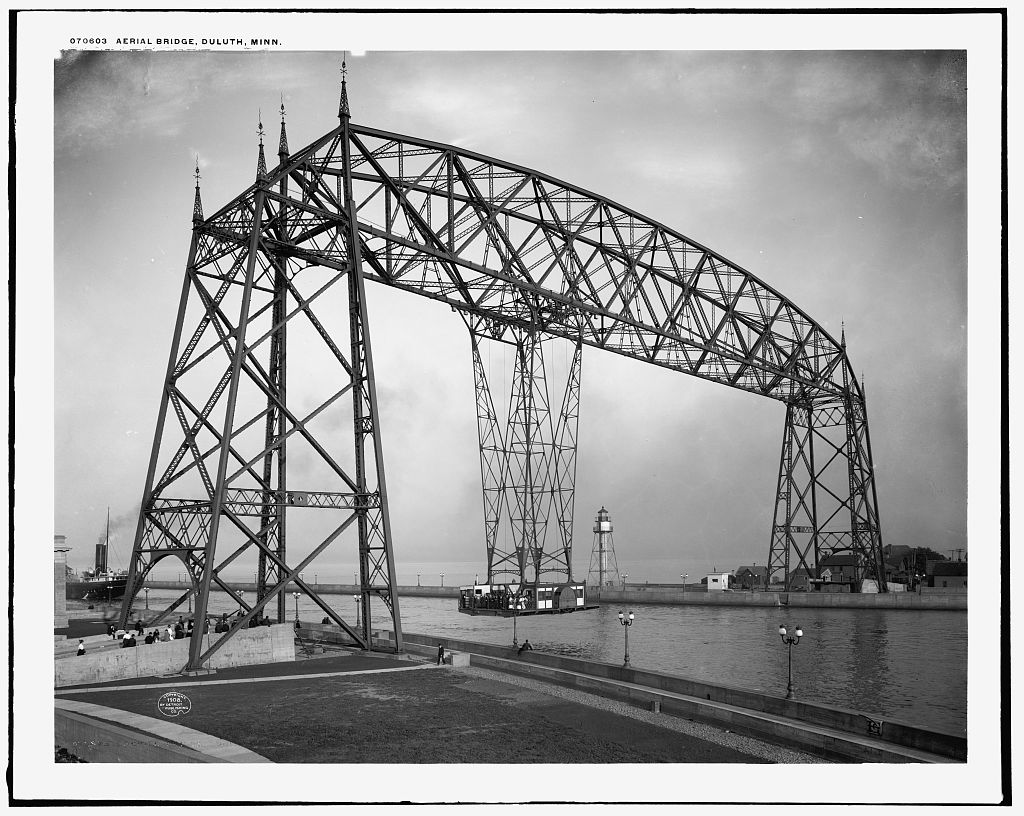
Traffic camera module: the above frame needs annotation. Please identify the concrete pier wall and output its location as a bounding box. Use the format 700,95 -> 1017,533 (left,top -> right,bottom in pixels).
142,580 -> 461,599
372,629 -> 966,762
55,624 -> 295,687
139,581 -> 965,610
592,588 -> 967,610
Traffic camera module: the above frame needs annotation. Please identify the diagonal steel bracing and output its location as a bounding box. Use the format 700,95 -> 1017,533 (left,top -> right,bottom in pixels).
468,321 -> 581,588
122,98 -> 887,668
120,105 -> 404,670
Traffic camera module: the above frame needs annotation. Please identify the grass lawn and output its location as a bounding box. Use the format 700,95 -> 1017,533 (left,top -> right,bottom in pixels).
62,667 -> 765,763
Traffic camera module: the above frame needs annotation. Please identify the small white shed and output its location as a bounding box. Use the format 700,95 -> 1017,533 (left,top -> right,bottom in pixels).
706,572 -> 731,591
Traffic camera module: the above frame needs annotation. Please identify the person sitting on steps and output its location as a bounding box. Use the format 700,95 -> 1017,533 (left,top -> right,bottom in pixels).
517,639 -> 533,656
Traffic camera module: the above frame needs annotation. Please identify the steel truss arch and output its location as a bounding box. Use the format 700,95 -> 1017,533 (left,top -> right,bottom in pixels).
121,109 -> 887,669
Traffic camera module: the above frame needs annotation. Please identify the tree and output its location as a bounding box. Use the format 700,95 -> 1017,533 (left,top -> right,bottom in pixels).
911,548 -> 947,575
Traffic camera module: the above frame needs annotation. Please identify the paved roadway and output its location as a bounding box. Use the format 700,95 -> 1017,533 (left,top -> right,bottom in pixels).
57,651 -> 818,764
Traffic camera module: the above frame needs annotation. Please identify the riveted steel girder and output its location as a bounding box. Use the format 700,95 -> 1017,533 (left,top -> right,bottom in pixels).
122,112 -> 887,663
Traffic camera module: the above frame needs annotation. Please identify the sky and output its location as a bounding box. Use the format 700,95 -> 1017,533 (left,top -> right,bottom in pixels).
51,48 -> 969,584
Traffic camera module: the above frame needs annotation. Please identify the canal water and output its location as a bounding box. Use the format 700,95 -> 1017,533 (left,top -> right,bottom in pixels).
137,588 -> 967,735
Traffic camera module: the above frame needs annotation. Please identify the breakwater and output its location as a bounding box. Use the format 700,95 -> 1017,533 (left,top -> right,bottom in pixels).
140,580 -> 965,610
593,587 -> 967,611
142,580 -> 461,598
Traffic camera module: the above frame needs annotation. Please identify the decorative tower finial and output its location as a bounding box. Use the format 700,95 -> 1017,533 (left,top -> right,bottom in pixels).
192,157 -> 204,224
338,53 -> 350,120
840,320 -> 846,349
256,112 -> 268,181
278,94 -> 289,160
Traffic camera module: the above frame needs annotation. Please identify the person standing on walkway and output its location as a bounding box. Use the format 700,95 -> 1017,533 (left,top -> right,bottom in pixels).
76,640 -> 85,656
436,643 -> 445,665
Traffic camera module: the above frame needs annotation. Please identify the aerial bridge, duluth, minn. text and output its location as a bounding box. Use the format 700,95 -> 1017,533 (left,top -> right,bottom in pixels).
118,68 -> 886,671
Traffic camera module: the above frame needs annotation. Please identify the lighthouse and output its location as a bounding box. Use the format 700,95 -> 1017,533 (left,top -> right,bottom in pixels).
588,506 -> 621,589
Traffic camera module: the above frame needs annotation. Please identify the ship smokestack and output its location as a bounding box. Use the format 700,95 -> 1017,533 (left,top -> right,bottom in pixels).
95,507 -> 109,573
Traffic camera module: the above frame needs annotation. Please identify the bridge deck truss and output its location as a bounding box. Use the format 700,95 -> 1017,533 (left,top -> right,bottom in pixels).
120,111 -> 887,667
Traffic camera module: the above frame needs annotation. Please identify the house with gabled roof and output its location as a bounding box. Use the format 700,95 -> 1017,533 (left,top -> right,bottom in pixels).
734,564 -> 769,589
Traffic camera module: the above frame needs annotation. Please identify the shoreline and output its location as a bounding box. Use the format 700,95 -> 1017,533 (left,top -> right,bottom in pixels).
132,580 -> 967,611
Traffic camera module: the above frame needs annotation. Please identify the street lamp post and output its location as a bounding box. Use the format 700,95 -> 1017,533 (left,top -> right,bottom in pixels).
618,610 -> 635,667
778,624 -> 803,699
511,592 -> 520,648
417,573 -> 421,587
353,594 -> 361,628
623,573 -> 628,589
440,572 -> 445,587
143,587 -> 150,609
292,591 -> 300,628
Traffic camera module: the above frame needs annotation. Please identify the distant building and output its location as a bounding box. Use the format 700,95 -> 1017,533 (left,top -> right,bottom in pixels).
927,560 -> 967,590
883,545 -> 920,588
786,568 -> 812,591
54,536 -> 70,629
734,565 -> 768,589
705,572 -> 732,591
818,553 -> 865,584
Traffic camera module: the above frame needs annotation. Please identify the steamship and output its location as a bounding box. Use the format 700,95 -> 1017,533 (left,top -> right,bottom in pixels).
65,509 -> 128,602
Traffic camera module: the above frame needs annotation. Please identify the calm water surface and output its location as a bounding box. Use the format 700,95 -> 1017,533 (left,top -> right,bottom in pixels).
140,588 -> 967,734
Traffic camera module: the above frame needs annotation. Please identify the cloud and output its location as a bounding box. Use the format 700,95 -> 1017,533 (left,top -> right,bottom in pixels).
54,51 -> 325,156
786,52 -> 967,190
837,103 -> 966,190
628,152 -> 744,194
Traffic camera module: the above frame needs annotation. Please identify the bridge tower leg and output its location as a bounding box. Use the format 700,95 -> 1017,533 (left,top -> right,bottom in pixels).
118,106 -> 404,668
468,326 -> 581,589
767,369 -> 886,591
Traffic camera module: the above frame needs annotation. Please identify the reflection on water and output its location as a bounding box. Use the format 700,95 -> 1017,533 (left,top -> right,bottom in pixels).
137,588 -> 967,734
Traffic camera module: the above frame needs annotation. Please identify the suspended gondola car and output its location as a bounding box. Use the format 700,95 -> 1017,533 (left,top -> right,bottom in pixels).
458,581 -> 598,617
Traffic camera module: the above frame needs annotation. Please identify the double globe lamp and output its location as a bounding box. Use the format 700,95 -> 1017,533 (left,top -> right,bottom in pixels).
778,624 -> 803,700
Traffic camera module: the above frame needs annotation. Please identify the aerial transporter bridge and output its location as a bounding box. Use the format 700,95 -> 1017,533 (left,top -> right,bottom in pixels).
119,75 -> 886,671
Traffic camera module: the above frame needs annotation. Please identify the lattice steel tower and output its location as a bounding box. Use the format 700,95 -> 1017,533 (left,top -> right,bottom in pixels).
117,62 -> 888,669
118,65 -> 403,670
588,506 -> 621,589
